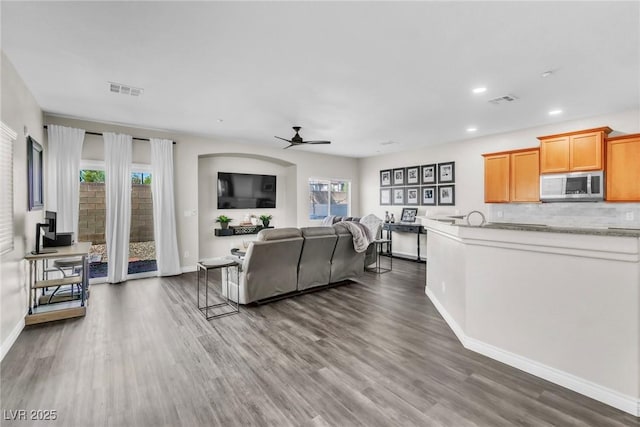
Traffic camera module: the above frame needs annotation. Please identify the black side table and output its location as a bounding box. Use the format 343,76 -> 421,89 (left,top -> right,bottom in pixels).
196,258 -> 240,319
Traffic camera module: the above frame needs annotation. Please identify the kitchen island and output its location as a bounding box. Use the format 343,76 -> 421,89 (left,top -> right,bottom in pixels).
421,218 -> 640,417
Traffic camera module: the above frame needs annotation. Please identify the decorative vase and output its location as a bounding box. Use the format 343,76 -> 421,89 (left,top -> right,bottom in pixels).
262,220 -> 270,228
221,222 -> 229,230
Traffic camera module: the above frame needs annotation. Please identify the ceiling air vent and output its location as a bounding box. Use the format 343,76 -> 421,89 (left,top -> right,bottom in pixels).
108,81 -> 144,97
488,94 -> 518,105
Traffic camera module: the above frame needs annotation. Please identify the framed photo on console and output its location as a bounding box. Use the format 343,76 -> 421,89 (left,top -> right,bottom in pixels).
421,164 -> 436,184
406,166 -> 420,185
400,207 -> 418,223
438,185 -> 455,206
438,161 -> 455,184
421,186 -> 436,205
392,168 -> 405,186
380,188 -> 391,205
392,187 -> 405,205
380,169 -> 392,187
406,186 -> 419,205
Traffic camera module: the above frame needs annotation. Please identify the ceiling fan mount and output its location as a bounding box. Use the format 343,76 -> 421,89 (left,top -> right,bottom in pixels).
275,126 -> 331,149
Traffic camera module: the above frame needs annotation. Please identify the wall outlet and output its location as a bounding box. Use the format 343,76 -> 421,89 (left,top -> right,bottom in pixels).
184,251 -> 190,258
497,210 -> 503,218
441,281 -> 446,294
625,212 -> 634,221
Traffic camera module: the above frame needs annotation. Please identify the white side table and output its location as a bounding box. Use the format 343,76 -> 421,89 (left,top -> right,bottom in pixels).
196,258 -> 240,319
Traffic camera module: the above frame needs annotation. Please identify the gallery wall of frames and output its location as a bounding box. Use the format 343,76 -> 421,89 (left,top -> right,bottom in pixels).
379,162 -> 455,207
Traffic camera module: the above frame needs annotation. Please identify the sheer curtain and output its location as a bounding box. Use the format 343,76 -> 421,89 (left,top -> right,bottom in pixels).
46,125 -> 85,235
150,138 -> 181,276
104,132 -> 132,283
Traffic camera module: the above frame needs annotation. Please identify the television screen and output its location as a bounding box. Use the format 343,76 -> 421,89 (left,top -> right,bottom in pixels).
217,172 -> 277,209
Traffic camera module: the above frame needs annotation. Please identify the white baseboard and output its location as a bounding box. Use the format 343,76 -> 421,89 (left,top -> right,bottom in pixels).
181,265 -> 196,273
425,287 -> 640,417
1,316 -> 25,362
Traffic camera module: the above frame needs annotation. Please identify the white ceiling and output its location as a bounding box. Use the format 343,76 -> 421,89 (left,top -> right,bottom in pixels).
2,1 -> 639,157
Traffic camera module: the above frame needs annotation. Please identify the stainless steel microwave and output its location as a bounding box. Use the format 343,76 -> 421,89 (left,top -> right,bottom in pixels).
540,171 -> 604,202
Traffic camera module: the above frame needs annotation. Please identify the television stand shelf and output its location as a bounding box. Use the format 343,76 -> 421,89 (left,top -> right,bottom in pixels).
214,225 -> 274,237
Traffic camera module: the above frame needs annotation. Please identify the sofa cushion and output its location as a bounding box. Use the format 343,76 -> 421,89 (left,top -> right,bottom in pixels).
257,227 -> 302,241
300,226 -> 336,237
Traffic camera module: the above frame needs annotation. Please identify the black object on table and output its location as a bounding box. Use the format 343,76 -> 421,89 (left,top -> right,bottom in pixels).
196,258 -> 240,319
382,222 -> 426,263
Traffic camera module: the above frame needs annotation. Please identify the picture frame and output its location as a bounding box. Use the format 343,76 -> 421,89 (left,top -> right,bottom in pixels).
392,168 -> 405,186
438,161 -> 455,184
405,186 -> 419,205
380,188 -> 391,205
421,186 -> 437,206
438,185 -> 455,206
406,166 -> 420,185
27,136 -> 44,211
421,164 -> 437,184
392,187 -> 405,205
400,207 -> 418,223
380,169 -> 392,187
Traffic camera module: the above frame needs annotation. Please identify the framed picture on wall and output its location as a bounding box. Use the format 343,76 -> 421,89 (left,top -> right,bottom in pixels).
380,169 -> 392,187
421,186 -> 436,205
421,164 -> 436,184
27,136 -> 44,211
438,161 -> 455,184
406,186 -> 419,205
380,188 -> 391,205
392,168 -> 405,186
392,187 -> 405,205
438,185 -> 455,206
406,166 -> 420,185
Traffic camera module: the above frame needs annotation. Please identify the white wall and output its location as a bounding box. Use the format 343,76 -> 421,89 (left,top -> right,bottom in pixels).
359,109 -> 640,258
198,154 -> 296,259
44,115 -> 360,269
0,52 -> 44,357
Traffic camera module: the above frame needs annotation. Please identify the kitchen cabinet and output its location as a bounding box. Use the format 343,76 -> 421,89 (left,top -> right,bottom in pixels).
538,127 -> 611,174
483,148 -> 539,203
606,133 -> 640,202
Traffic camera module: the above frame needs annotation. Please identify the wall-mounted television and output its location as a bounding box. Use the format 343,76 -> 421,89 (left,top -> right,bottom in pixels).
217,172 -> 277,209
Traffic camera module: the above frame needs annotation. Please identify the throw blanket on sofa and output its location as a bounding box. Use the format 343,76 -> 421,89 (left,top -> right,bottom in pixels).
333,221 -> 372,253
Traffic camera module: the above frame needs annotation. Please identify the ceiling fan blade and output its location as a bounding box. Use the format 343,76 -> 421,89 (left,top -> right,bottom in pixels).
306,141 -> 332,144
283,143 -> 296,149
274,136 -> 292,142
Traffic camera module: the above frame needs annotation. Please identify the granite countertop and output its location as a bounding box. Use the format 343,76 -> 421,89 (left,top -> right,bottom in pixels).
456,222 -> 640,237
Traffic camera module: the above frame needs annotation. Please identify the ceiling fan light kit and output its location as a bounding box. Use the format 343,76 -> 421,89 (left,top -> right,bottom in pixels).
275,126 -> 332,149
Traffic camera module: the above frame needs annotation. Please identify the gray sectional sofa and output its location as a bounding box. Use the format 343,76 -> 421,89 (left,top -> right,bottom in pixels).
223,226 -> 367,304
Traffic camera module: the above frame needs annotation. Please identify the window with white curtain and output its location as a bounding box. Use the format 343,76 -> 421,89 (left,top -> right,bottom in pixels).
0,123 -> 17,255
309,178 -> 351,220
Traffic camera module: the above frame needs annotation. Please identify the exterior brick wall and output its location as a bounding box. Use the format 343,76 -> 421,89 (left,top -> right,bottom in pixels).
78,182 -> 154,244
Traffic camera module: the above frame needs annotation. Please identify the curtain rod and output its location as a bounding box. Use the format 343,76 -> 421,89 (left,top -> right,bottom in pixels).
43,125 -> 176,144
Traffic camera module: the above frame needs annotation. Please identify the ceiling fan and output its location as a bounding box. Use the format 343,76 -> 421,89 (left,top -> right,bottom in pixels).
275,126 -> 331,149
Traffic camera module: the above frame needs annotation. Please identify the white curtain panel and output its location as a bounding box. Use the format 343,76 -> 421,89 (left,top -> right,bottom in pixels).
104,132 -> 132,283
46,125 -> 85,235
150,138 -> 181,276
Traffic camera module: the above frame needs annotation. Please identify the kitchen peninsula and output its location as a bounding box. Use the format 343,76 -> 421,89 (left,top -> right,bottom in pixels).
421,218 -> 640,416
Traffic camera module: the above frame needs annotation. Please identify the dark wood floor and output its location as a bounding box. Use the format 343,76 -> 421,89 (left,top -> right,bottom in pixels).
1,259 -> 637,426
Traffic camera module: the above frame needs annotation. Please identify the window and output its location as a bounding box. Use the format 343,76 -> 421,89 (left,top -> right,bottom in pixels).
0,123 -> 16,255
309,178 -> 350,220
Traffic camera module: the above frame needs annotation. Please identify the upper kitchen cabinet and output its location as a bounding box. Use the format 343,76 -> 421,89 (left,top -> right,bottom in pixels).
606,133 -> 640,202
538,127 -> 612,174
483,148 -> 539,203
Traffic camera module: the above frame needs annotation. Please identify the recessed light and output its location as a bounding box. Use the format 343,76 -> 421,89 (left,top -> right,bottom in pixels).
472,87 -> 487,94
217,119 -> 224,123
541,70 -> 554,78
548,109 -> 563,116
466,127 -> 477,132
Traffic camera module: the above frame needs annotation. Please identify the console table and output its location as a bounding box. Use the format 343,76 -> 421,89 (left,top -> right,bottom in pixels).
24,242 -> 91,325
214,225 -> 273,237
382,223 -> 426,263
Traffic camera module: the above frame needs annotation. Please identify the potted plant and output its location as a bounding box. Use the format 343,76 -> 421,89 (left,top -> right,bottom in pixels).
215,215 -> 232,229
259,214 -> 272,227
